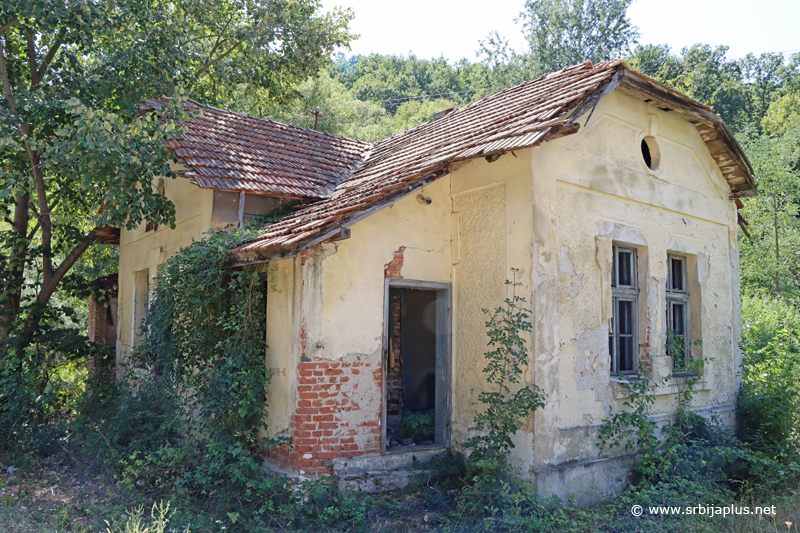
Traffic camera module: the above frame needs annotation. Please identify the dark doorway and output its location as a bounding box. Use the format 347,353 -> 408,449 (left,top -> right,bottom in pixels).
384,282 -> 450,452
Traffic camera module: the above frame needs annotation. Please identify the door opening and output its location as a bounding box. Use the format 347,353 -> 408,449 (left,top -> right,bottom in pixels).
383,281 -> 450,452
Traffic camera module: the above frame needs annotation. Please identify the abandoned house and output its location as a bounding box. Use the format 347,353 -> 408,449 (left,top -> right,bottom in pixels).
106,60 -> 756,504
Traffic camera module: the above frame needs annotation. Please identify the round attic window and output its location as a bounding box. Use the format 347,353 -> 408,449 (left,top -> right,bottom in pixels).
640,136 -> 660,171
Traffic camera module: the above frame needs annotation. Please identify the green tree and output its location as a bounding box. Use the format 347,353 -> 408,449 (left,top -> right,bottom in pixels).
739,117 -> 800,298
259,70 -> 392,142
332,53 -> 489,113
627,45 -> 799,133
0,0 -> 353,448
517,0 -> 638,74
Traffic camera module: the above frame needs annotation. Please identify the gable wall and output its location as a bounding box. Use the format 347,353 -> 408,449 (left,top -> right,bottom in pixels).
528,88 -> 741,504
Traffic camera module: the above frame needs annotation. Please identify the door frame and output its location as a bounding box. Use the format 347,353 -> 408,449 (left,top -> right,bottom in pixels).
381,278 -> 452,454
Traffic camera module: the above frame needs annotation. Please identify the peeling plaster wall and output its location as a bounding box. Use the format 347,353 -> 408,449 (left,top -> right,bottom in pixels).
262,176 -> 453,475
263,257 -> 303,437
449,150 -> 535,468
117,173 -> 216,371
303,175 -> 453,364
528,89 -> 741,504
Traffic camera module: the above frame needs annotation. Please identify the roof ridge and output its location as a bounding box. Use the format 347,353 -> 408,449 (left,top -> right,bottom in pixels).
187,100 -> 372,149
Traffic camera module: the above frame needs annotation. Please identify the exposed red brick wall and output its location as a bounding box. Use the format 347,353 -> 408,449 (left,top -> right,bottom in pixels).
386,294 -> 404,435
86,295 -> 107,377
299,248 -> 314,266
267,359 -> 382,477
384,246 -> 405,278
87,295 -> 106,344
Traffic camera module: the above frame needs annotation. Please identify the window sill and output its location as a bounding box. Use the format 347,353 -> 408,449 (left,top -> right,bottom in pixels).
610,371 -> 709,400
609,374 -> 644,383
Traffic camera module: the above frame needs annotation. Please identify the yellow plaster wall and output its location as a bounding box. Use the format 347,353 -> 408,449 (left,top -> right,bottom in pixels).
116,174 -> 215,367
262,257 -> 303,437
448,150 -> 536,461
527,88 -> 741,478
301,176 -> 453,365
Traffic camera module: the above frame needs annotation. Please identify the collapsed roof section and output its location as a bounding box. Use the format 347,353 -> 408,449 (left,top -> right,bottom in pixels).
137,99 -> 372,199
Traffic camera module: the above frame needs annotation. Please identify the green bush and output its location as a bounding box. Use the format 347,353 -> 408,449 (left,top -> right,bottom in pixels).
464,270 -> 545,478
738,292 -> 800,460
72,215 -> 294,528
278,479 -> 369,531
400,409 -> 435,442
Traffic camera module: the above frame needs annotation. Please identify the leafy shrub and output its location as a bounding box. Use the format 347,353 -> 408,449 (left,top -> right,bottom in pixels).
279,479 -> 368,531
106,501 -> 187,533
738,292 -> 800,460
457,270 -> 546,518
465,270 -> 545,474
73,213 -> 294,526
400,409 -> 435,442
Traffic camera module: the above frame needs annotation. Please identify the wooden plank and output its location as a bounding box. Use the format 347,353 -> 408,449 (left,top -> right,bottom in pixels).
705,139 -> 728,155
730,189 -> 759,199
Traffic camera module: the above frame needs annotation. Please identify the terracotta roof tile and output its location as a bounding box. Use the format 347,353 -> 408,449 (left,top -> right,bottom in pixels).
228,61 -> 627,260
138,99 -> 372,199
156,59 -> 752,264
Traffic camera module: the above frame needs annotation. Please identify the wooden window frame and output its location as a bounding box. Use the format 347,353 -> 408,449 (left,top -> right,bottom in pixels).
666,254 -> 690,370
609,245 -> 639,375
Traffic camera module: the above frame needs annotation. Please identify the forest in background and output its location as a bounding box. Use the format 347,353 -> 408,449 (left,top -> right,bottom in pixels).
256,41 -> 800,306
3,0 -> 800,531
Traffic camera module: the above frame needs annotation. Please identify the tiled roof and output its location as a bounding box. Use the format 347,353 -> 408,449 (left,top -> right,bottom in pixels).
218,60 -> 755,264
138,99 -> 372,199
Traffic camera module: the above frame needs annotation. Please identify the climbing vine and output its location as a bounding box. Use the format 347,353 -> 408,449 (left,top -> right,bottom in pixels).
136,224 -> 270,443
75,211 -> 294,516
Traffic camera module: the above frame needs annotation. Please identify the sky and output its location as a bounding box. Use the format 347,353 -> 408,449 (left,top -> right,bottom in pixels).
320,0 -> 800,63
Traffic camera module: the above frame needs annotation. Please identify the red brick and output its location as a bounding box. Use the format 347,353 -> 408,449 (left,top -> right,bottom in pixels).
317,452 -> 340,459
296,408 -> 319,415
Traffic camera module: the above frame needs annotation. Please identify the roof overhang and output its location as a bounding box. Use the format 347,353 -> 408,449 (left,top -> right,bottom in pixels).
226,61 -> 757,266
617,69 -> 756,197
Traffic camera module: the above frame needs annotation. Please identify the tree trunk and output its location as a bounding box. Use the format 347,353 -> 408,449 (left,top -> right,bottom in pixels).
774,196 -> 780,295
